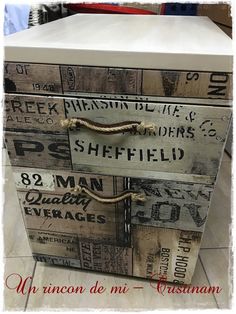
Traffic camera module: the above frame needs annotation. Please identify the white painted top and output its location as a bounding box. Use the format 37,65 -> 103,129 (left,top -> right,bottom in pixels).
4,14 -> 232,71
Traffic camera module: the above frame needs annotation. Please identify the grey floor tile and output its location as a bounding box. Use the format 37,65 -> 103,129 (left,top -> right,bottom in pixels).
200,248 -> 231,309
4,257 -> 36,311
3,165 -> 32,257
2,148 -> 11,166
26,257 -> 216,310
201,153 -> 231,248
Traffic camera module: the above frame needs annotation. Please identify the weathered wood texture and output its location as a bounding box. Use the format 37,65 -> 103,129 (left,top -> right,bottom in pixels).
130,179 -> 213,232
4,95 -> 231,182
20,196 -> 126,245
16,171 -> 126,245
60,65 -> 142,95
30,225 -> 202,283
12,167 -> 124,194
4,132 -> 71,170
142,70 -> 232,99
132,225 -> 202,284
29,230 -> 132,274
4,63 -> 62,94
27,229 -> 80,259
66,97 -> 231,182
4,62 -> 232,100
78,241 -> 132,275
4,94 -> 66,134
13,167 -> 212,234
3,60 -> 231,284
33,253 -> 81,268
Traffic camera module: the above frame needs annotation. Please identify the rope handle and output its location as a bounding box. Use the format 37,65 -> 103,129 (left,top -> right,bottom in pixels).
60,117 -> 156,134
71,185 -> 146,204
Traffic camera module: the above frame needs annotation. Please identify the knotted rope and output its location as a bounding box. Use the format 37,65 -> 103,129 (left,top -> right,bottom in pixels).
71,185 -> 146,204
61,118 -> 156,134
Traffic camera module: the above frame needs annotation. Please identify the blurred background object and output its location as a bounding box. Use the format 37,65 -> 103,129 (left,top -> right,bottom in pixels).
28,4 -> 44,27
64,3 -> 157,15
4,4 -> 31,35
162,3 -> 198,15
122,2 -> 161,14
28,2 -> 64,27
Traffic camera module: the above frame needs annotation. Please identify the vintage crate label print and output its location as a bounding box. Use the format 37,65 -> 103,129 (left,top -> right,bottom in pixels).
132,225 -> 202,284
4,61 -> 229,284
4,94 -> 66,134
78,241 -> 132,275
13,167 -> 124,194
4,62 -> 62,94
4,132 -> 71,170
14,167 -> 212,233
31,227 -> 201,282
27,229 -> 80,259
65,97 -> 231,181
60,65 -> 142,95
33,242 -> 132,276
4,62 -> 232,100
130,178 -> 214,232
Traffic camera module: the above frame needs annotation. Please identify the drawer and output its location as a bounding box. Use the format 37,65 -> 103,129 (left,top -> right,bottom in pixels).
4,94 -> 231,184
32,253 -> 81,269
4,62 -> 232,100
14,167 -> 212,238
65,97 -> 231,183
27,230 -> 80,260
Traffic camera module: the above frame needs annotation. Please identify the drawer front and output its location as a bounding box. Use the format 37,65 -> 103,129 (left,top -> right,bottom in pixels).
66,97 -> 231,183
4,62 -> 232,100
5,95 -> 231,183
13,167 -> 212,235
16,168 -> 126,245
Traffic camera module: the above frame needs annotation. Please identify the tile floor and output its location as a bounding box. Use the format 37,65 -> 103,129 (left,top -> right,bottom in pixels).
2,149 -> 232,310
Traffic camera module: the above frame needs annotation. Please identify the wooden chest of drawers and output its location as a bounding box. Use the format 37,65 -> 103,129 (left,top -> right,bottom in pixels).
4,15 -> 232,284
